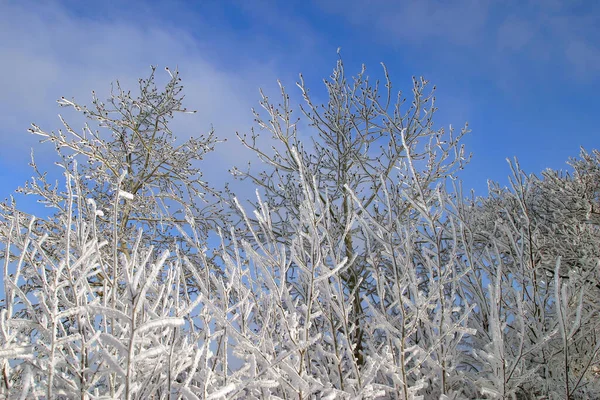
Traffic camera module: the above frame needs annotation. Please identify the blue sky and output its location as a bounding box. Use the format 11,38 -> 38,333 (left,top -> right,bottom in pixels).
1,0 -> 599,210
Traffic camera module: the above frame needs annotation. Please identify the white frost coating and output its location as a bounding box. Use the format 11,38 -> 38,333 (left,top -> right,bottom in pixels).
101,351 -> 126,378
257,379 -> 279,388
18,365 -> 32,400
118,189 -> 134,200
314,257 -> 348,283
0,346 -> 32,358
206,383 -> 236,400
136,317 -> 185,335
86,197 -> 104,216
175,385 -> 201,400
99,333 -> 127,354
136,345 -> 167,361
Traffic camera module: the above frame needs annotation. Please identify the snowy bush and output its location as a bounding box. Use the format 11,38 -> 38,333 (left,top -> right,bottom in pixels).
0,61 -> 599,399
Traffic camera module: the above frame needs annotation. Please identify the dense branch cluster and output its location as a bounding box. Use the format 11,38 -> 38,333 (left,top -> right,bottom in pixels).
0,61 -> 598,399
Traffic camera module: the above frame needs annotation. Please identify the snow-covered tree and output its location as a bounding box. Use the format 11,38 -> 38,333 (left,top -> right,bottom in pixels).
0,66 -> 223,272
230,57 -> 469,370
460,154 -> 600,399
1,59 -> 599,399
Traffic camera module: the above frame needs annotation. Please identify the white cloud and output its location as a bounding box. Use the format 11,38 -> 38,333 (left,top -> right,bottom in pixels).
496,16 -> 535,51
380,0 -> 490,46
316,0 -> 600,85
316,0 -> 491,47
565,40 -> 600,81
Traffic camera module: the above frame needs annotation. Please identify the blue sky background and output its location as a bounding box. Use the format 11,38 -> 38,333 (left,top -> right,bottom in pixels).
1,0 -> 599,211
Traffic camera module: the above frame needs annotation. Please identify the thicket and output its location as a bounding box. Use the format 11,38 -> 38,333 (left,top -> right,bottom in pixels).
0,61 -> 598,399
